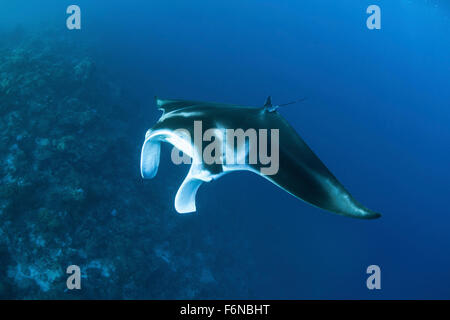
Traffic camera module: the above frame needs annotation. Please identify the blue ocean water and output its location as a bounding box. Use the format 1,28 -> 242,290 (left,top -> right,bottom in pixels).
0,0 -> 449,299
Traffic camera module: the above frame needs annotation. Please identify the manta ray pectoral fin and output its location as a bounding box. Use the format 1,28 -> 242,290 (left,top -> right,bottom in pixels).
140,137 -> 161,179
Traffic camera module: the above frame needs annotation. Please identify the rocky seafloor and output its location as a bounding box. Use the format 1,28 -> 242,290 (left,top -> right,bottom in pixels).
0,29 -> 249,299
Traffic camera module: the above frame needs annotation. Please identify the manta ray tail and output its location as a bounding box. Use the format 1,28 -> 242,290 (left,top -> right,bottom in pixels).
264,96 -> 307,112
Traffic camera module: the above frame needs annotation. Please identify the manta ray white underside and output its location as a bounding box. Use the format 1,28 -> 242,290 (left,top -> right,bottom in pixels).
141,128 -> 261,213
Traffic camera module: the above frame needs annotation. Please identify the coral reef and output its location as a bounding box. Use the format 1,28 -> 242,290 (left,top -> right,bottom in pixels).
0,29 -> 247,299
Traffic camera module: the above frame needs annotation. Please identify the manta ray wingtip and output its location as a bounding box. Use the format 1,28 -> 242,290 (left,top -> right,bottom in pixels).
357,210 -> 381,220
369,212 -> 382,219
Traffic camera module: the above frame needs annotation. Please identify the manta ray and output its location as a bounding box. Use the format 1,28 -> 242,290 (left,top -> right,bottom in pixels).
140,97 -> 380,219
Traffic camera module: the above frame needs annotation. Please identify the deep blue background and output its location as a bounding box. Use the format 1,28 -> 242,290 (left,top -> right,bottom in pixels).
2,0 -> 449,298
